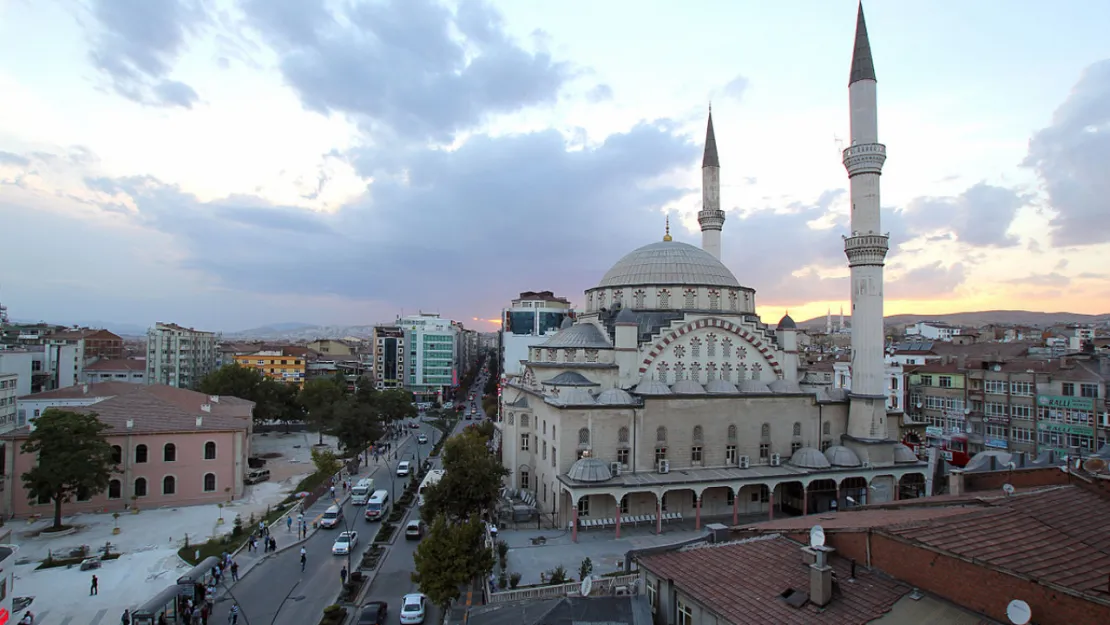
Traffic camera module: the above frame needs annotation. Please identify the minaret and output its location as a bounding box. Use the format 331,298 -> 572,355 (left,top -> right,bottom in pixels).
698,107 -> 725,259
844,3 -> 890,444
839,305 -> 845,332
826,308 -> 832,335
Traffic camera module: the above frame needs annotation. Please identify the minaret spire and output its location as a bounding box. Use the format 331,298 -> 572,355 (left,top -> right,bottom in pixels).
698,106 -> 725,259
663,215 -> 673,242
849,2 -> 876,85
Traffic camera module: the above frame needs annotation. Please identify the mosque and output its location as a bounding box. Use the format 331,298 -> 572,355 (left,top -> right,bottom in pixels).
498,5 -> 928,539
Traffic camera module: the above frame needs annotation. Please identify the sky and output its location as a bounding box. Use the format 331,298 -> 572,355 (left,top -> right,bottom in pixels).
1,0 -> 1108,333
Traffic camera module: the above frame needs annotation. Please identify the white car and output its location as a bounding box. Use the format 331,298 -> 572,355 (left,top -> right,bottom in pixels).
397,461 -> 412,477
399,593 -> 427,624
332,531 -> 358,555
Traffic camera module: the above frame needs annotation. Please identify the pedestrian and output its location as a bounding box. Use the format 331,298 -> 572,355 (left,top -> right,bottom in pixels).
340,565 -> 347,585
258,520 -> 265,535
329,485 -> 335,498
212,566 -> 221,585
230,560 -> 239,582
228,603 -> 239,625
269,536 -> 276,552
200,603 -> 210,625
90,573 -> 99,595
300,551 -> 306,572
121,608 -> 131,624
286,516 -> 293,532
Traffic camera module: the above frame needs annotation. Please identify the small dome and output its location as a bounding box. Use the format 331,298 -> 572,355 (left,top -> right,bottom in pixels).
596,388 -> 635,405
540,323 -> 611,349
790,447 -> 832,469
825,445 -> 862,468
705,379 -> 739,394
614,307 -> 638,324
551,387 -> 596,406
633,380 -> 673,395
567,457 -> 613,483
560,316 -> 575,330
671,380 -> 705,395
768,379 -> 802,394
893,445 -> 919,464
777,314 -> 796,330
738,380 -> 771,393
544,371 -> 599,387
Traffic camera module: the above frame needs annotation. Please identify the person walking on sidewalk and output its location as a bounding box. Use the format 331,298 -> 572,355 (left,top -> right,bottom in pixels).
286,516 -> 292,532
227,604 -> 239,625
90,574 -> 99,595
230,560 -> 239,582
120,609 -> 131,625
340,565 -> 347,585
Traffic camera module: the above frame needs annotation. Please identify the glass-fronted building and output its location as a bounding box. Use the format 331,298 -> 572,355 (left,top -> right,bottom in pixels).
398,314 -> 459,401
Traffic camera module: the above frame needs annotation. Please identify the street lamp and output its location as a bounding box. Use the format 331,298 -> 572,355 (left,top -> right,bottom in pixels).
270,582 -> 305,625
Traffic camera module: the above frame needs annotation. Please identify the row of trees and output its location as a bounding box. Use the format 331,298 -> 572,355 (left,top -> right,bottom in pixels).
196,365 -> 417,452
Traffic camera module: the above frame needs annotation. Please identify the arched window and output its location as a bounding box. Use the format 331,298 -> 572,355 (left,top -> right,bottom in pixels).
108,479 -> 122,499
823,421 -> 831,436
204,473 -> 217,492
135,444 -> 148,464
727,424 -> 737,441
204,441 -> 217,460
793,422 -> 802,437
520,414 -> 530,428
163,443 -> 176,462
692,425 -> 704,443
761,423 -> 770,438
656,426 -> 667,443
618,427 -> 629,443
111,445 -> 122,464
134,477 -> 147,497
578,428 -> 590,445
163,475 -> 176,495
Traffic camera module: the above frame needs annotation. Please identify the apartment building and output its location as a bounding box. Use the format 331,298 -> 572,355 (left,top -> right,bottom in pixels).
146,323 -> 219,389
84,358 -> 146,384
47,327 -> 125,365
0,372 -> 16,431
0,344 -> 80,398
398,313 -> 457,401
233,347 -> 307,387
905,359 -> 969,463
372,325 -> 405,390
306,339 -> 353,356
500,291 -> 573,380
906,321 -> 962,341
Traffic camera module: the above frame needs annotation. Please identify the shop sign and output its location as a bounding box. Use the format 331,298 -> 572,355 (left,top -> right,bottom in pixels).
984,438 -> 1008,449
1037,395 -> 1094,411
1037,421 -> 1094,437
925,426 -> 944,437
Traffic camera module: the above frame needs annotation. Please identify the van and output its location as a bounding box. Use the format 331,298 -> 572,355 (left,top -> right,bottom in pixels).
320,505 -> 343,529
350,478 -> 375,506
245,469 -> 270,485
364,490 -> 390,522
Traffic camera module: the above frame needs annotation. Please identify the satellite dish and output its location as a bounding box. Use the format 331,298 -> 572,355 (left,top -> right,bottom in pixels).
1002,483 -> 1015,496
916,402 -> 923,409
1006,599 -> 1032,624
580,575 -> 593,597
1083,457 -> 1108,473
810,525 -> 826,548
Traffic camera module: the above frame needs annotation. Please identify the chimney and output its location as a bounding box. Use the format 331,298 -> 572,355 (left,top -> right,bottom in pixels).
956,354 -> 967,370
196,416 -> 203,427
126,419 -> 134,429
209,395 -> 220,403
809,546 -> 836,607
948,470 -> 965,496
201,404 -> 211,413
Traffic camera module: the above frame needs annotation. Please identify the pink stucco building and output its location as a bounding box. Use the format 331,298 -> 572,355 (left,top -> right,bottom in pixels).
1,382 -> 254,517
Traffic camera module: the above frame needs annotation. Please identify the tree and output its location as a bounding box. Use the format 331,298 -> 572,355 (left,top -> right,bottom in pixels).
198,365 -> 300,427
412,514 -> 494,609
421,428 -> 508,524
311,447 -> 342,477
377,389 -> 417,422
298,378 -> 346,444
332,397 -> 383,453
21,409 -> 118,530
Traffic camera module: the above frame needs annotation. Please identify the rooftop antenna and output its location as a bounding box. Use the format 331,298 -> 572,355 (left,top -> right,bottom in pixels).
1006,599 -> 1032,625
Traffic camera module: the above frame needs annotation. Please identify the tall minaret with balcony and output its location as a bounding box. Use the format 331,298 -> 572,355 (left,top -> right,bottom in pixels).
698,108 -> 725,260
843,3 -> 891,445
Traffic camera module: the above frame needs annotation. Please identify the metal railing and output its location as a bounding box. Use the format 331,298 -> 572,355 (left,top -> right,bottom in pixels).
487,573 -> 639,603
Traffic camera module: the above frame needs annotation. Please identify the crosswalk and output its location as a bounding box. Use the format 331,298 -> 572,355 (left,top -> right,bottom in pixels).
23,608 -> 112,625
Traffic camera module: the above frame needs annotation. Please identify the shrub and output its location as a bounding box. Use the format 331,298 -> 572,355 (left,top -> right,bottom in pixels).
548,565 -> 568,585
579,557 -> 593,581
509,572 -> 521,589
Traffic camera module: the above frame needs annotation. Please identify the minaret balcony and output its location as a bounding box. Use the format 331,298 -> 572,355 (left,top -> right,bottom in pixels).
843,233 -> 889,266
842,143 -> 886,177
697,209 -> 725,231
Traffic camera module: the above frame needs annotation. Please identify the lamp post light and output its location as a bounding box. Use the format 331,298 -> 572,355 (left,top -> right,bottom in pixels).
270,582 -> 305,625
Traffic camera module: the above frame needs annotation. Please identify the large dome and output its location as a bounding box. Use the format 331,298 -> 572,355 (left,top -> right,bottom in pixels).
596,241 -> 741,289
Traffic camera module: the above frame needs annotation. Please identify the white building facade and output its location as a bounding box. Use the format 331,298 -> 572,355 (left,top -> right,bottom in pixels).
0,373 -> 16,432
832,358 -> 905,419
146,323 -> 219,389
399,314 -> 458,401
0,344 -> 80,400
906,322 -> 961,341
500,291 -> 574,380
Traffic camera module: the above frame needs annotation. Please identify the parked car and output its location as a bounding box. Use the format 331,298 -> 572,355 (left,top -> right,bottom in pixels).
405,520 -> 425,540
416,433 -> 428,444
332,531 -> 358,555
399,593 -> 427,624
356,601 -> 388,625
397,461 -> 412,477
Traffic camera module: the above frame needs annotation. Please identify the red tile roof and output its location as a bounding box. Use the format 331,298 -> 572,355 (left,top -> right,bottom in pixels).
637,535 -> 911,624
86,358 -> 146,372
736,505 -> 987,533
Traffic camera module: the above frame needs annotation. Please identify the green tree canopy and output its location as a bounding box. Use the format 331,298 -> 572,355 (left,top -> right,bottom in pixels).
377,388 -> 417,422
310,447 -> 342,477
412,514 -> 494,608
332,397 -> 383,453
421,428 -> 508,524
21,409 -> 118,529
197,365 -> 300,427
298,377 -> 346,444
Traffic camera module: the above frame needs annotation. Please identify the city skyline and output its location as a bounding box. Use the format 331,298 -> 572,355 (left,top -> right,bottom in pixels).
1,0 -> 1109,331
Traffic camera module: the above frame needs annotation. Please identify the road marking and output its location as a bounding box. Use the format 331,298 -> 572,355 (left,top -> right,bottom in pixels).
88,609 -> 108,625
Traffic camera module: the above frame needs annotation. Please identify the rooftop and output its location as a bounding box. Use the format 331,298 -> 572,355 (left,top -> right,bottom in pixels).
86,358 -> 146,372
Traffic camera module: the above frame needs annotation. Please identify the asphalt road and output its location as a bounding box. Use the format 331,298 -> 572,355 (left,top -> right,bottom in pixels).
209,418 -> 441,625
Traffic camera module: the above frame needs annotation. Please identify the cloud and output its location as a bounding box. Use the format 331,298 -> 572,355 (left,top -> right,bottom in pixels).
0,152 -> 30,167
893,182 -> 1028,248
722,75 -> 749,101
1023,59 -> 1110,246
587,84 -> 614,104
242,0 -> 573,144
1004,272 -> 1071,288
887,262 -> 967,300
86,0 -> 207,108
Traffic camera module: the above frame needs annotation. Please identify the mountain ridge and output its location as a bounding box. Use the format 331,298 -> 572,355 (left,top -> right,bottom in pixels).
797,309 -> 1110,330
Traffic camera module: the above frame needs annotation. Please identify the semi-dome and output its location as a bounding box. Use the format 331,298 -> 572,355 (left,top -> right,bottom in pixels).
705,379 -> 739,394
595,240 -> 741,289
893,445 -> 919,464
790,447 -> 832,469
543,371 -> 600,387
539,323 -> 610,349
567,457 -> 613,483
671,380 -> 705,394
633,380 -> 673,395
596,388 -> 636,405
825,445 -> 863,467
738,380 -> 771,393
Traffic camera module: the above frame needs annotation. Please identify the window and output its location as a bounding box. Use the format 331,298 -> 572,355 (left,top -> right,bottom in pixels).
656,426 -> 667,443
727,424 -> 737,441
134,444 -> 149,464
655,447 -> 667,462
1062,382 -> 1075,396
520,414 -> 530,428
551,447 -> 556,467
1010,381 -> 1033,396
691,446 -> 703,464
111,445 -> 122,464
920,375 -> 934,386
792,422 -> 801,437
985,379 -> 1007,394
1081,384 -> 1099,398
163,443 -> 176,462
204,473 -> 216,492
108,479 -> 122,499
1011,404 -> 1032,419
646,579 -> 657,614
134,477 -> 148,497
620,496 -> 629,514
162,475 -> 176,495
617,448 -> 629,466
939,376 -> 953,388
726,445 -> 737,465
760,442 -> 770,459
204,441 -> 217,460
520,470 -> 530,490
692,425 -> 703,443
791,441 -> 802,455
986,424 -> 1007,439
618,427 -> 629,443
1012,427 -> 1034,443
761,423 -> 770,438
542,441 -> 547,460
823,422 -> 831,436
578,428 -> 590,445
520,434 -> 530,451
678,598 -> 694,625
577,497 -> 590,517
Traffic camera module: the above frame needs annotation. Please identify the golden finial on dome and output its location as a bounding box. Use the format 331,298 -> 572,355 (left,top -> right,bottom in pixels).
663,215 -> 672,242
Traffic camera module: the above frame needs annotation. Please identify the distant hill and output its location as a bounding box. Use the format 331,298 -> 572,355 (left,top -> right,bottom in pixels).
223,323 -> 379,341
798,310 -> 1110,330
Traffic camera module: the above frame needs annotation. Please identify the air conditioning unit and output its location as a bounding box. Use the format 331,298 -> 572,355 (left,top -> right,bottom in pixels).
738,455 -> 750,469
657,459 -> 670,474
610,461 -> 622,476
770,453 -> 782,467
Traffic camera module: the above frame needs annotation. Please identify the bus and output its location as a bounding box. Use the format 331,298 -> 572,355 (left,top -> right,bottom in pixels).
351,478 -> 375,506
417,469 -> 445,506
